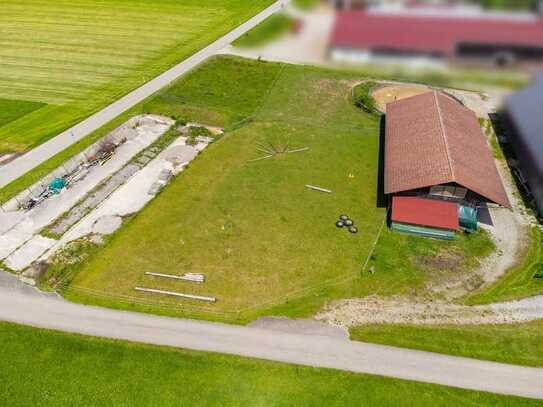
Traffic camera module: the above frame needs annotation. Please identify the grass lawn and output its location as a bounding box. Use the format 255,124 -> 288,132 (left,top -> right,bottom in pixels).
350,320 -> 543,367
480,0 -> 536,10
293,0 -> 320,10
0,98 -> 45,128
0,0 -> 273,153
38,56 -> 495,322
233,13 -> 293,48
0,322 -> 539,406
364,227 -> 495,299
464,226 -> 543,305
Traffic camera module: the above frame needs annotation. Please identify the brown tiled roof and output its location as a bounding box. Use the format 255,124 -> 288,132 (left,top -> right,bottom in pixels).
384,91 -> 510,208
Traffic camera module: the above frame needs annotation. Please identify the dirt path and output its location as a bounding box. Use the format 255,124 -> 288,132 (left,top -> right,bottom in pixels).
316,294 -> 543,328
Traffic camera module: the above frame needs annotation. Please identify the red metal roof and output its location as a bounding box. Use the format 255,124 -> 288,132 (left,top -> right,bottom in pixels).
330,11 -> 543,56
391,196 -> 459,230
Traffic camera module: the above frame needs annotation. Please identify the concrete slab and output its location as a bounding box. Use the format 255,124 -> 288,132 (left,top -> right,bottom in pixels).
92,215 -> 122,235
5,235 -> 57,271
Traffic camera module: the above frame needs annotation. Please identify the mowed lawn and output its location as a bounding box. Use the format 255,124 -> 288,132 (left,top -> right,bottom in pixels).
350,320 -> 543,367
62,57 -> 495,322
1,322 -> 539,407
0,0 -> 272,153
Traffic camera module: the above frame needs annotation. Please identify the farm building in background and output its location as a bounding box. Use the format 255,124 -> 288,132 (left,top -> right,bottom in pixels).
328,8 -> 543,68
384,91 -> 510,239
504,74 -> 543,217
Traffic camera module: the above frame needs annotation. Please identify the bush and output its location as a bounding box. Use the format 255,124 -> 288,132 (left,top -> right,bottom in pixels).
352,82 -> 380,115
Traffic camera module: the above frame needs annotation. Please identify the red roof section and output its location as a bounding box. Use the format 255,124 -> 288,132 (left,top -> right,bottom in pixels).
392,196 -> 459,230
330,11 -> 543,56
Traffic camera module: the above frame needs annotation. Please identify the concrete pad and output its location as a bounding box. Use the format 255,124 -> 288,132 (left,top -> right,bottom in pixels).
164,144 -> 198,165
0,211 -> 25,234
0,115 -> 173,261
92,215 -> 122,235
5,235 -> 57,271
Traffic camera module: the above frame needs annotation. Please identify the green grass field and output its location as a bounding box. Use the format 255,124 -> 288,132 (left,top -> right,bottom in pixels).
37,56 -> 495,322
233,13 -> 293,48
350,320 -> 543,367
0,322 -> 539,406
0,0 -> 272,153
0,98 -> 45,128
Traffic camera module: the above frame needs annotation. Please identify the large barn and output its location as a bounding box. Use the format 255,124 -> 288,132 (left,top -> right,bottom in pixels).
329,10 -> 543,67
385,91 -> 510,238
504,75 -> 543,217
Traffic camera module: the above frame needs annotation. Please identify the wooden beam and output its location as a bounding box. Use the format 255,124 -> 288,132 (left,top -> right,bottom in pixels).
305,184 -> 332,193
145,272 -> 204,283
135,287 -> 216,302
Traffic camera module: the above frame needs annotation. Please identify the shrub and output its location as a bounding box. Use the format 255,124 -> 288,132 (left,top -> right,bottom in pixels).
352,82 -> 380,115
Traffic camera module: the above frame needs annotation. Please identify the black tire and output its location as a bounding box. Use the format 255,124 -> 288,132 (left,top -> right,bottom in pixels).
344,219 -> 354,227
349,226 -> 358,234
340,214 -> 349,221
336,221 -> 345,228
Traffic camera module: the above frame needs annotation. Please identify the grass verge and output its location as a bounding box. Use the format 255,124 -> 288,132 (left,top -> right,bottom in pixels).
234,13 -> 293,48
0,321 -> 540,406
350,320 -> 543,367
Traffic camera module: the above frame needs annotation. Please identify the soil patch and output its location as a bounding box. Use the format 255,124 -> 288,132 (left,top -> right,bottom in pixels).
371,85 -> 432,112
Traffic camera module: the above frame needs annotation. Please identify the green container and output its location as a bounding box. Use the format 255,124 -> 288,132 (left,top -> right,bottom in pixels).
391,222 -> 455,240
459,205 -> 478,232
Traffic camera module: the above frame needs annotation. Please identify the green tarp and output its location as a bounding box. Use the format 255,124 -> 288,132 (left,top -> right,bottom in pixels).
48,177 -> 66,194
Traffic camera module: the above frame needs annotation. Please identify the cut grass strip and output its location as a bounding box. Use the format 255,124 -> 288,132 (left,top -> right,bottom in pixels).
0,97 -> 46,127
350,320 -> 543,367
234,13 -> 293,48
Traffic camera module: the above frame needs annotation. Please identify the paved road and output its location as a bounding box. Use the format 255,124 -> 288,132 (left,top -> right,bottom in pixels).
0,0 -> 290,189
1,273 -> 542,400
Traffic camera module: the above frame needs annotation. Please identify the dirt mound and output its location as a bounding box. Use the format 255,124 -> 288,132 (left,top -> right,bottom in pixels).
372,85 -> 432,112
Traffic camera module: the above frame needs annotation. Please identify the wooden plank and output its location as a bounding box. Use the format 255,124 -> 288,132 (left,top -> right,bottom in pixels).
135,287 -> 216,302
248,155 -> 273,162
305,184 -> 332,193
145,272 -> 204,282
287,147 -> 309,154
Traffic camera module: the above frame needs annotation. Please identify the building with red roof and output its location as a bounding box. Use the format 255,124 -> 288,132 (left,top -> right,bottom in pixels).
329,9 -> 543,66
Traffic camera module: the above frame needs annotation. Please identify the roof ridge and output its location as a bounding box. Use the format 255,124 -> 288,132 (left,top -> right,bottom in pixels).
434,91 -> 455,180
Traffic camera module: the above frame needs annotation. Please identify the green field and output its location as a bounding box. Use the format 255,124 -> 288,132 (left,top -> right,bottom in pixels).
38,56 -> 495,322
480,0 -> 536,10
0,0 -> 272,153
350,320 -> 543,367
234,13 -> 293,48
0,98 -> 45,128
0,322 -> 539,406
